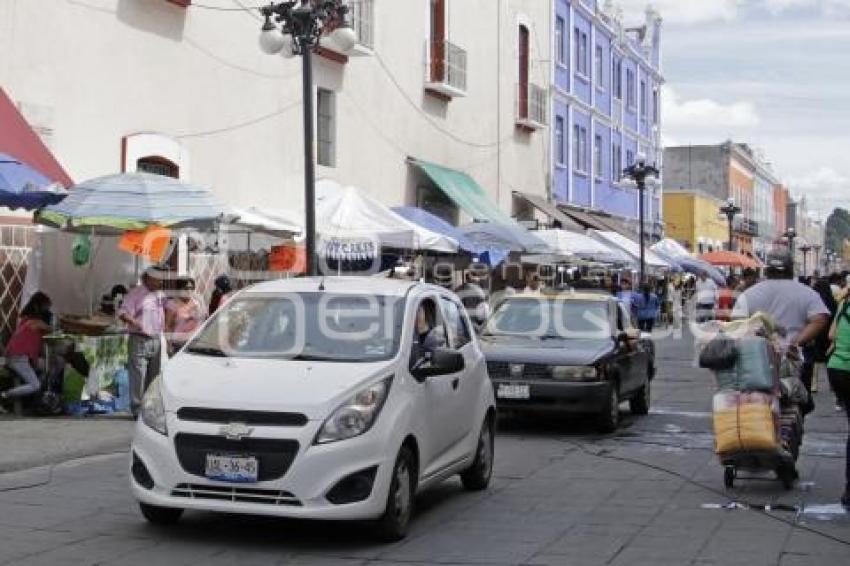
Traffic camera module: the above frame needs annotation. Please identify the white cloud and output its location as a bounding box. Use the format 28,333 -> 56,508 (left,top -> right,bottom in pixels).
759,0 -> 850,16
616,0 -> 738,24
662,86 -> 760,131
788,167 -> 850,216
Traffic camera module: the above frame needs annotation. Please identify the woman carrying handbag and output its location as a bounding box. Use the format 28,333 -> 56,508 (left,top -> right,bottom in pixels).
826,297 -> 850,506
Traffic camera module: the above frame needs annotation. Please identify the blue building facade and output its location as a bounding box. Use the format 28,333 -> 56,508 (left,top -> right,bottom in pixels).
551,1 -> 663,235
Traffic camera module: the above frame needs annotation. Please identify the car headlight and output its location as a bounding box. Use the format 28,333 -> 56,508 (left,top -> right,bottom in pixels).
315,377 -> 392,445
550,365 -> 599,381
140,377 -> 167,436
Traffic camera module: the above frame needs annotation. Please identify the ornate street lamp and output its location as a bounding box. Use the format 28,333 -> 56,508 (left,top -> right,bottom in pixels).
258,1 -> 357,276
799,243 -> 812,277
622,154 -> 660,284
719,197 -> 742,253
813,244 -> 822,275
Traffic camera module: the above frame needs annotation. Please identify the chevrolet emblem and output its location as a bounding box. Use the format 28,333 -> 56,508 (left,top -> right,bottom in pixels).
219,422 -> 253,441
509,364 -> 524,377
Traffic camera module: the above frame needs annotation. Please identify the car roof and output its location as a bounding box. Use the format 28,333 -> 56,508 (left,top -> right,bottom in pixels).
244,276 -> 419,297
508,291 -> 614,303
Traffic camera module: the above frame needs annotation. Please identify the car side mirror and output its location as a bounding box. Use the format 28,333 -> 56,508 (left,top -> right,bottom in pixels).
411,348 -> 465,380
616,331 -> 629,344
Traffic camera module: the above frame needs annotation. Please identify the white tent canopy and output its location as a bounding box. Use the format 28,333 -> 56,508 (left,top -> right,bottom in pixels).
232,207 -> 302,237
534,229 -> 631,264
652,237 -> 692,258
312,179 -> 457,257
589,230 -> 670,269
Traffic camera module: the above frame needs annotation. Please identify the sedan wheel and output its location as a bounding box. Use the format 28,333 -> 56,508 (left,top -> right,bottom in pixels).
597,383 -> 620,433
461,415 -> 494,491
374,446 -> 415,541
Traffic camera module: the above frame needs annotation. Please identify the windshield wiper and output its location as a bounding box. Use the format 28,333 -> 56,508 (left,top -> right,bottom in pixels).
289,354 -> 338,362
185,345 -> 228,357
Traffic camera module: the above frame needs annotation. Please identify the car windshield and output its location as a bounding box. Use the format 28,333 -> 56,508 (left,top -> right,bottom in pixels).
484,298 -> 611,339
186,292 -> 406,362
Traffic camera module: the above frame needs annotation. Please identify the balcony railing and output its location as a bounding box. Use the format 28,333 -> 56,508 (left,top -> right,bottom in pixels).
426,40 -> 467,98
516,83 -> 547,130
733,217 -> 760,237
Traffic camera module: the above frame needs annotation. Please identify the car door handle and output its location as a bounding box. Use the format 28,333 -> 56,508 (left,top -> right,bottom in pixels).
451,378 -> 460,390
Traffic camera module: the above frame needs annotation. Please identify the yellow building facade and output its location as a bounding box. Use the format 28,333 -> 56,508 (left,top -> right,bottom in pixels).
663,192 -> 729,254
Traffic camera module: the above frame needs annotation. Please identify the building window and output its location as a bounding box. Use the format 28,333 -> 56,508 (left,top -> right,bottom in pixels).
611,142 -> 622,181
137,156 -> 179,178
594,45 -> 604,89
573,124 -> 587,173
518,25 -> 530,119
574,28 -> 588,77
626,68 -> 635,109
317,88 -> 336,167
640,79 -> 647,118
626,149 -> 634,167
652,88 -> 659,124
594,134 -> 603,178
555,17 -> 565,66
555,116 -> 565,166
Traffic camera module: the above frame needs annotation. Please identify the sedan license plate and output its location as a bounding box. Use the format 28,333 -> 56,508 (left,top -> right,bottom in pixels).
497,384 -> 530,400
205,454 -> 259,483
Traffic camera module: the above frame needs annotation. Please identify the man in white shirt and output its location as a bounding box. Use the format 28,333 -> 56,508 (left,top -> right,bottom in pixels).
694,271 -> 718,323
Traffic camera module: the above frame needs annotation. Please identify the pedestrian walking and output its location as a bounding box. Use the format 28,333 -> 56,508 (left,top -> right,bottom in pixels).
826,294 -> 850,507
805,277 -> 837,395
616,279 -> 635,311
209,274 -> 233,316
165,277 -> 205,354
694,271 -> 718,323
119,266 -> 166,417
633,283 -> 660,332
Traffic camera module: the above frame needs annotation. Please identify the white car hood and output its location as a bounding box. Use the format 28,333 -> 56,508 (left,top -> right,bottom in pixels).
161,353 -> 394,420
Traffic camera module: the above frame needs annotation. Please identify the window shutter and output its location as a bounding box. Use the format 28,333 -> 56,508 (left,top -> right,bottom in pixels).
167,0 -> 191,7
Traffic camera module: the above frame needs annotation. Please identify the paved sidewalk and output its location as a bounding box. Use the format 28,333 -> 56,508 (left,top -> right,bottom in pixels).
0,417 -> 133,473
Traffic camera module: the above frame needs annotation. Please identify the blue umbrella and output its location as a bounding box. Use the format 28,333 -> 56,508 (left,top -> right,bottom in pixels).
677,256 -> 727,286
0,152 -> 67,210
460,221 -> 550,254
651,250 -> 684,273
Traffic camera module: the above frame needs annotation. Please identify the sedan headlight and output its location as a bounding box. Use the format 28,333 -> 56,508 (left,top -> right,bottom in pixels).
140,377 -> 167,436
551,365 -> 599,381
315,377 -> 393,445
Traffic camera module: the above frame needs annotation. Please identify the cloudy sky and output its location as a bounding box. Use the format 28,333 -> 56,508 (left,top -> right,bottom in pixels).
620,0 -> 850,218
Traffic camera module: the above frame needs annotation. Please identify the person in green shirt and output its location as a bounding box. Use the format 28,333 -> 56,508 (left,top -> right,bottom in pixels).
827,298 -> 850,507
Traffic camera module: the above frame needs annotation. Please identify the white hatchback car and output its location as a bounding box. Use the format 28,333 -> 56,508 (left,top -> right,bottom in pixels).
130,277 -> 496,540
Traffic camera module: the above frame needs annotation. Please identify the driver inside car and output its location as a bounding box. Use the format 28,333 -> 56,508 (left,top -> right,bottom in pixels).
410,300 -> 447,371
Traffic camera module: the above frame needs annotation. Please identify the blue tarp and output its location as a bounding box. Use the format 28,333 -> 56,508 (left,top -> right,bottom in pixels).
0,152 -> 67,210
460,221 -> 550,254
651,250 -> 684,273
392,207 -> 510,266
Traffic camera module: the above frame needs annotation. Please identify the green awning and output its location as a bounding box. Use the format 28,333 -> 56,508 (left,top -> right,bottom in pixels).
409,158 -> 513,224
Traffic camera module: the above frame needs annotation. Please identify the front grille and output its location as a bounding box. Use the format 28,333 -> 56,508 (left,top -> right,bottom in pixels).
173,433 -> 299,482
171,483 -> 301,506
487,362 -> 551,379
176,407 -> 308,427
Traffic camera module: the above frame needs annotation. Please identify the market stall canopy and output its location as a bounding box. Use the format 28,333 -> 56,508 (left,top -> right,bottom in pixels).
0,87 -> 73,188
34,173 -> 234,234
459,221 -> 550,254
512,192 -> 584,231
0,153 -> 68,210
313,179 -> 457,257
589,230 -> 670,269
652,238 -> 692,258
534,229 -> 631,264
675,256 -> 727,286
391,206 -> 499,257
232,206 -> 303,237
699,250 -> 762,269
649,249 -> 684,273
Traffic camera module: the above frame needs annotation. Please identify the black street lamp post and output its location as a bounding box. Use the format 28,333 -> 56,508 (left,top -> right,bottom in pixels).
258,1 -> 357,276
813,244 -> 822,275
623,154 -> 660,285
783,227 -> 797,276
719,197 -> 742,252
799,244 -> 812,277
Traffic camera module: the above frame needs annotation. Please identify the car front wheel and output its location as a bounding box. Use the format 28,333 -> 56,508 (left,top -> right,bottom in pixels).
461,414 -> 494,491
374,446 -> 415,541
139,503 -> 183,525
597,383 -> 620,433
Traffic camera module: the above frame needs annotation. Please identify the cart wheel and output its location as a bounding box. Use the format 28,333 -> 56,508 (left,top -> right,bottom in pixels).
724,466 -> 735,488
778,466 -> 796,491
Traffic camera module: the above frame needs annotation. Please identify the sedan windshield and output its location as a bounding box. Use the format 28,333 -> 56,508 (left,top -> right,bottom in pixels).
485,298 -> 611,339
186,292 -> 406,362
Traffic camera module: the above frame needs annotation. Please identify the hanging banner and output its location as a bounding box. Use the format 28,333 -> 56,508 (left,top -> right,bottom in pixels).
269,244 -> 306,273
320,237 -> 377,261
118,225 -> 172,263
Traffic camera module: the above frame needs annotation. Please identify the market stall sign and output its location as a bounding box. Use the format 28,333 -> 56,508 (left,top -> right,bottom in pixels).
118,225 -> 172,262
270,244 -> 306,273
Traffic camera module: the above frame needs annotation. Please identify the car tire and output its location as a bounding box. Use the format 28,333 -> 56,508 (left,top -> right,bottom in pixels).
597,383 -> 620,433
139,503 -> 183,525
629,379 -> 651,416
461,414 -> 494,491
374,446 -> 415,542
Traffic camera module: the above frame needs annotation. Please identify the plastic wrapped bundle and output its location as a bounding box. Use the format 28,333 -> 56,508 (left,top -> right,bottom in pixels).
713,391 -> 780,455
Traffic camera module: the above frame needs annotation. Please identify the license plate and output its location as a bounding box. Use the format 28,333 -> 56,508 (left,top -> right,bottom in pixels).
497,384 -> 530,400
205,454 -> 259,483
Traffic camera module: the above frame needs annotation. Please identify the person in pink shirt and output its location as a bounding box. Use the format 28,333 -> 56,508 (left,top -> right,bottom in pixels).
119,267 -> 165,416
1,292 -> 54,411
165,277 -> 205,354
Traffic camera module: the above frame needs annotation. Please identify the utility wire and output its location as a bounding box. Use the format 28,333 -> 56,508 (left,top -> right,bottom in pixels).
175,100 -> 301,138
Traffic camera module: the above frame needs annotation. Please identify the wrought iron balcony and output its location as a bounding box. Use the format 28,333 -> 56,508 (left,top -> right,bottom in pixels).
516,83 -> 547,130
425,40 -> 467,98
